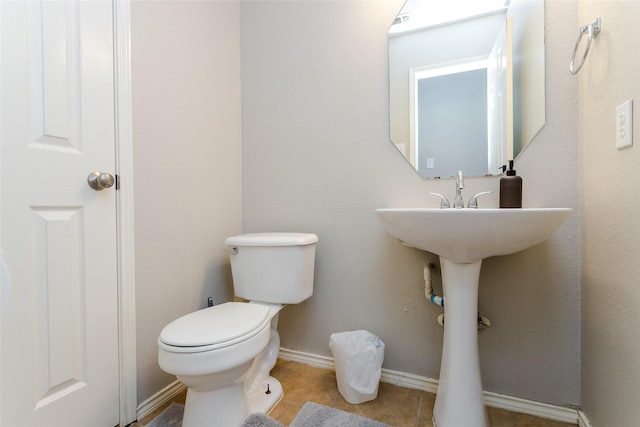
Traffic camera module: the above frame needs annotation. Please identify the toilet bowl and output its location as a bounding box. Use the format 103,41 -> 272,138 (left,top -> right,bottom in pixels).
157,233 -> 318,427
158,302 -> 279,426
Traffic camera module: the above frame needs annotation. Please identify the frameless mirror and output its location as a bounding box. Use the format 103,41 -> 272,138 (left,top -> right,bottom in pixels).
389,0 -> 545,179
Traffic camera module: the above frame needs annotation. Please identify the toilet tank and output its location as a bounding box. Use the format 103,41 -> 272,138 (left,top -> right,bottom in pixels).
225,233 -> 318,304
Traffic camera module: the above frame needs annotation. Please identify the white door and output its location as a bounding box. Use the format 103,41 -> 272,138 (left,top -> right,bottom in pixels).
1,1 -> 120,426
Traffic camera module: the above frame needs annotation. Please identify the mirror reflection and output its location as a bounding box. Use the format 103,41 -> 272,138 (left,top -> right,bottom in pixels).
389,0 -> 545,179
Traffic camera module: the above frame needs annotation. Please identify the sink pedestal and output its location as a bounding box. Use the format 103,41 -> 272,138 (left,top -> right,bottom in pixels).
375,207 -> 573,426
433,258 -> 488,427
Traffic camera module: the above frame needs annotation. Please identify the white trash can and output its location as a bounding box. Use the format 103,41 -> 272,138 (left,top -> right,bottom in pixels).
329,330 -> 385,404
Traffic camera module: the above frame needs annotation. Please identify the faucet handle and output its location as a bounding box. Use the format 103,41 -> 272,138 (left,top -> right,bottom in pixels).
467,191 -> 492,209
429,192 -> 450,209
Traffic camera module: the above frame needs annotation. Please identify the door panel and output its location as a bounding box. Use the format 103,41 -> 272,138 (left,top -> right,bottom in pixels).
32,207 -> 86,407
1,1 -> 120,426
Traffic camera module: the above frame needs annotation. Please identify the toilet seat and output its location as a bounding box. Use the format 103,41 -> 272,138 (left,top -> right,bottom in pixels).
158,302 -> 271,353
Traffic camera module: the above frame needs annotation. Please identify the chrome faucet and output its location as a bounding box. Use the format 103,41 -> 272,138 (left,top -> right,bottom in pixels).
429,171 -> 491,209
453,171 -> 464,208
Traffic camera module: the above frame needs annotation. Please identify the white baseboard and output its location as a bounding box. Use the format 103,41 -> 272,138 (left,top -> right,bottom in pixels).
483,392 -> 578,424
279,348 -> 580,425
136,380 -> 186,421
578,410 -> 593,427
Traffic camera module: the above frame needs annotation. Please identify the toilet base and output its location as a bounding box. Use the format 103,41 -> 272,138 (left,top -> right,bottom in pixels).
248,376 -> 283,415
181,376 -> 283,427
182,381 -> 249,427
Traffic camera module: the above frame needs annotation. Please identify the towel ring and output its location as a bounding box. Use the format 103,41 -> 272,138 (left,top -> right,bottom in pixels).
570,17 -> 601,75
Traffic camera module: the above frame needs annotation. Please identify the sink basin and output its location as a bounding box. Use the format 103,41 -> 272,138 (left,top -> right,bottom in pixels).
375,208 -> 573,263
375,207 -> 572,427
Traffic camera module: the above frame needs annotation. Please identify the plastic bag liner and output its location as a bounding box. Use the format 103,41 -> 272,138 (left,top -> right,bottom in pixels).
329,330 -> 385,404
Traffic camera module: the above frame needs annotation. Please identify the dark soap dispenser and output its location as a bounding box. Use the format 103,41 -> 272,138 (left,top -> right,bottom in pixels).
499,160 -> 522,208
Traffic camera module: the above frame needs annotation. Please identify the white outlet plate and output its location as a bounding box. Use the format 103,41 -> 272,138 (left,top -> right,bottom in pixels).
616,99 -> 633,149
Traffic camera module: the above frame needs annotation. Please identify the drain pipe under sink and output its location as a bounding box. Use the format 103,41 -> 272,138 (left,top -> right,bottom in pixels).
424,263 -> 491,330
424,263 -> 444,307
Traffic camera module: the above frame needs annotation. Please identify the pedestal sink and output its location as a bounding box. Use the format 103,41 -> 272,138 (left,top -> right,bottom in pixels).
375,208 -> 572,427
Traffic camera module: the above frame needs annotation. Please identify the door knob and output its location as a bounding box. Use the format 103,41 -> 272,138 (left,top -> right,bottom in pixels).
87,171 -> 115,191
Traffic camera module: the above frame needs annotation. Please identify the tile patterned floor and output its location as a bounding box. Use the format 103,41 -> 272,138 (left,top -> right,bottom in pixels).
137,359 -> 577,427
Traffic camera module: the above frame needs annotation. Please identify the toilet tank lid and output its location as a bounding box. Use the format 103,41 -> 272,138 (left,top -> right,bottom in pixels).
225,232 -> 318,247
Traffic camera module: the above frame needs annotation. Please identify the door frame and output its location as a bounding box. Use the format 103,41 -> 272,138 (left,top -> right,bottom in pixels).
114,1 -> 137,425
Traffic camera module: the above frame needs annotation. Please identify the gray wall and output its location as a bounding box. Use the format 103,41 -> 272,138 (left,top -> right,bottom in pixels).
131,1 -> 242,403
241,0 -> 580,407
579,1 -> 640,426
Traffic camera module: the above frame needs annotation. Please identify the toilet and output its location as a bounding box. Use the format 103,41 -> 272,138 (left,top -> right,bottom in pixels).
157,232 -> 318,427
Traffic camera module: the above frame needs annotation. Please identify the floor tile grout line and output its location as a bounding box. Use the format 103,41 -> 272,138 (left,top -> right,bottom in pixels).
415,392 -> 423,427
